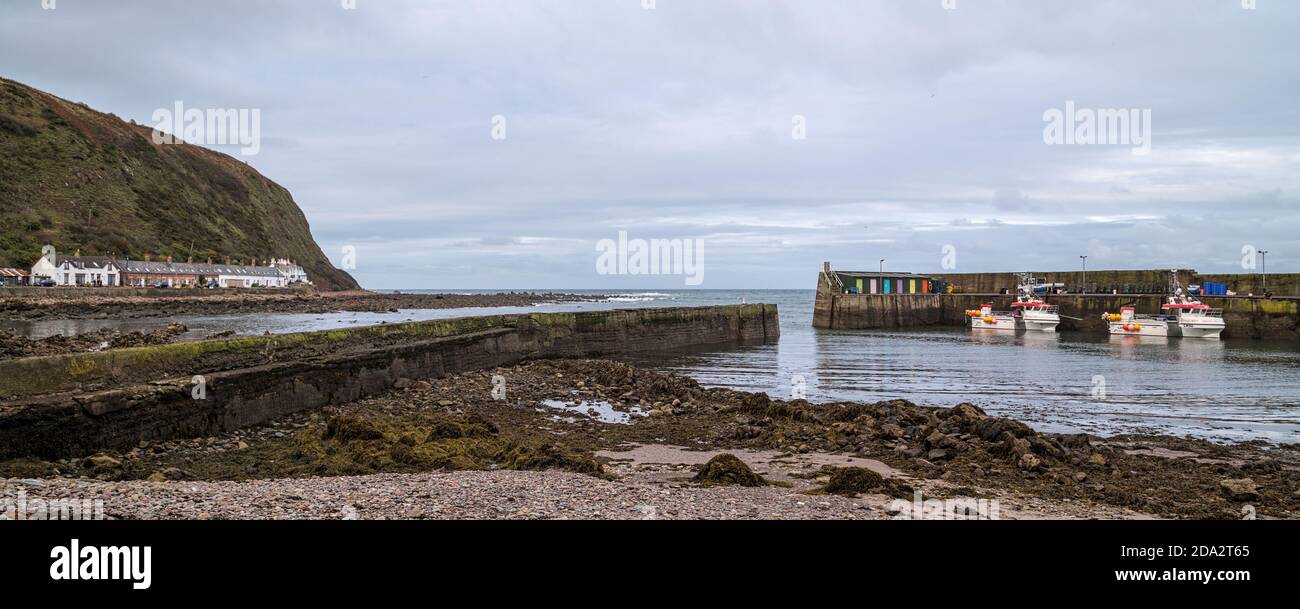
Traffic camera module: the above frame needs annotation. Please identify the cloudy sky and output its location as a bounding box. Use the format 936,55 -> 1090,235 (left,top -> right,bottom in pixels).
3,0 -> 1297,289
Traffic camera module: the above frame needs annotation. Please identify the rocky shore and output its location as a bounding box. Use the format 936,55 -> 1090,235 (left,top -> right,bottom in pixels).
0,290 -> 591,321
0,323 -> 191,361
3,359 -> 1296,520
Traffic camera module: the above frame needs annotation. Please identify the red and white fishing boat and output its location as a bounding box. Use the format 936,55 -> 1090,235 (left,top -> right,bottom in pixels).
1103,272 -> 1225,339
967,274 -> 1060,332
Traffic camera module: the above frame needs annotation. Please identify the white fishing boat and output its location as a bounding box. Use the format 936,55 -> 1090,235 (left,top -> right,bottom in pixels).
967,302 -> 1017,331
1103,306 -> 1170,337
1102,272 -> 1225,339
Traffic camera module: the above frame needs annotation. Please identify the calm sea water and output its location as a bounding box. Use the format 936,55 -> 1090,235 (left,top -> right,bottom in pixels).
7,289 -> 1299,443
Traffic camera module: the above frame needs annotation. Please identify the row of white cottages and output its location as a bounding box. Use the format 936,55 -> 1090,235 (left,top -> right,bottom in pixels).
30,254 -> 310,288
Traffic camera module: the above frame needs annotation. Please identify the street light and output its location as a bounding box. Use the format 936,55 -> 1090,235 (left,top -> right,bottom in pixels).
1080,255 -> 1088,294
1260,250 -> 1270,293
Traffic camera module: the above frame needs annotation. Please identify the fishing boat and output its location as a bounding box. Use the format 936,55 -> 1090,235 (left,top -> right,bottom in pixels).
1102,272 -> 1225,339
967,302 -> 1017,331
966,273 -> 1060,332
1010,273 -> 1061,332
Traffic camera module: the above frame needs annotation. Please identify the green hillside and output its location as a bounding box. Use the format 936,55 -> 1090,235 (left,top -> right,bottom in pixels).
0,77 -> 359,291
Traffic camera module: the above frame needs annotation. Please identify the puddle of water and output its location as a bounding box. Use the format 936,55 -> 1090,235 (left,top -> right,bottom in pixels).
540,399 -> 645,425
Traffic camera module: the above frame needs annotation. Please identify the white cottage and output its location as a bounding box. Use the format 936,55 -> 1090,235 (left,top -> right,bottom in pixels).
272,259 -> 311,285
30,254 -> 121,286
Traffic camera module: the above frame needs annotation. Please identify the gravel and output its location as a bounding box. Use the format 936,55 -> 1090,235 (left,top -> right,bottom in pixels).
0,469 -> 883,520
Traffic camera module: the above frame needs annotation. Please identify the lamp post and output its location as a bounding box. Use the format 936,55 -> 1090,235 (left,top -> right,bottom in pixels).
1260,250 -> 1269,293
1080,255 -> 1088,294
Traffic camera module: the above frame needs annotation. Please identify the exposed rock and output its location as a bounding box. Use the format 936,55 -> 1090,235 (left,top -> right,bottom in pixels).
1218,478 -> 1259,501
950,403 -> 986,420
1018,453 -> 1043,471
81,454 -> 122,470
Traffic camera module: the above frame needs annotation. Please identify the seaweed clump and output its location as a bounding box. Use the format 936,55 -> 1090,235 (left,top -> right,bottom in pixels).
693,453 -> 768,487
817,467 -> 913,499
290,413 -> 608,478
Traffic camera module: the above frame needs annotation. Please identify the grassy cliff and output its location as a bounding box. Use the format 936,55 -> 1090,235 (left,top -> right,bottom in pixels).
0,77 -> 358,291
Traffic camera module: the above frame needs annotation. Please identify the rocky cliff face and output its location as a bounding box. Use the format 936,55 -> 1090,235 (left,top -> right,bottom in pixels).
0,77 -> 358,291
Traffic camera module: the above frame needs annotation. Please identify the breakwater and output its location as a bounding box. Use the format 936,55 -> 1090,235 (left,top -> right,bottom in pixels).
0,304 -> 778,459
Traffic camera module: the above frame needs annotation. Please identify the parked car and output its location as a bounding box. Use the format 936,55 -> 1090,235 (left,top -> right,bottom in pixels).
153,281 -> 171,289
36,278 -> 58,287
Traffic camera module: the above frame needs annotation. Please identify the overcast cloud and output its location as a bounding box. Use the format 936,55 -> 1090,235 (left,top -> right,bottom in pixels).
2,0 -> 1297,289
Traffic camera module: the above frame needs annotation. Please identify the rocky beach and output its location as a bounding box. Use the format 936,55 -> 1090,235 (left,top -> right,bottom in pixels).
4,359 -> 1296,520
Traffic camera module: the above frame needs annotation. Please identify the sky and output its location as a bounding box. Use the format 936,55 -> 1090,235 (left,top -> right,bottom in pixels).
2,0 -> 1297,289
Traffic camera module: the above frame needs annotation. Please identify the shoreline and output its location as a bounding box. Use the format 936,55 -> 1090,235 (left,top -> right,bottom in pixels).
0,289 -> 593,322
3,358 -> 1295,520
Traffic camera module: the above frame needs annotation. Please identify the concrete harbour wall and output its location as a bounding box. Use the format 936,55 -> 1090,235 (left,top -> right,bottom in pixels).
0,304 -> 778,459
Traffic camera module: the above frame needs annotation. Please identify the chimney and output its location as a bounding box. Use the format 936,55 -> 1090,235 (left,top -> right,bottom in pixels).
187,256 -> 193,263
144,253 -> 151,262
207,257 -> 213,265
166,255 -> 173,263
225,256 -> 231,265
75,249 -> 81,257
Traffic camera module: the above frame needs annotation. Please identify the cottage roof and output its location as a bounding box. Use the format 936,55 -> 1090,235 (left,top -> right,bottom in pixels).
56,256 -> 119,270
117,259 -> 280,277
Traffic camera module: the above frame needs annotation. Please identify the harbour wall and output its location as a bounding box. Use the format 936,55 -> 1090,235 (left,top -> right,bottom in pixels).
0,304 -> 779,459
815,272 -> 1298,338
1198,273 -> 1300,297
930,270 -> 1300,297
